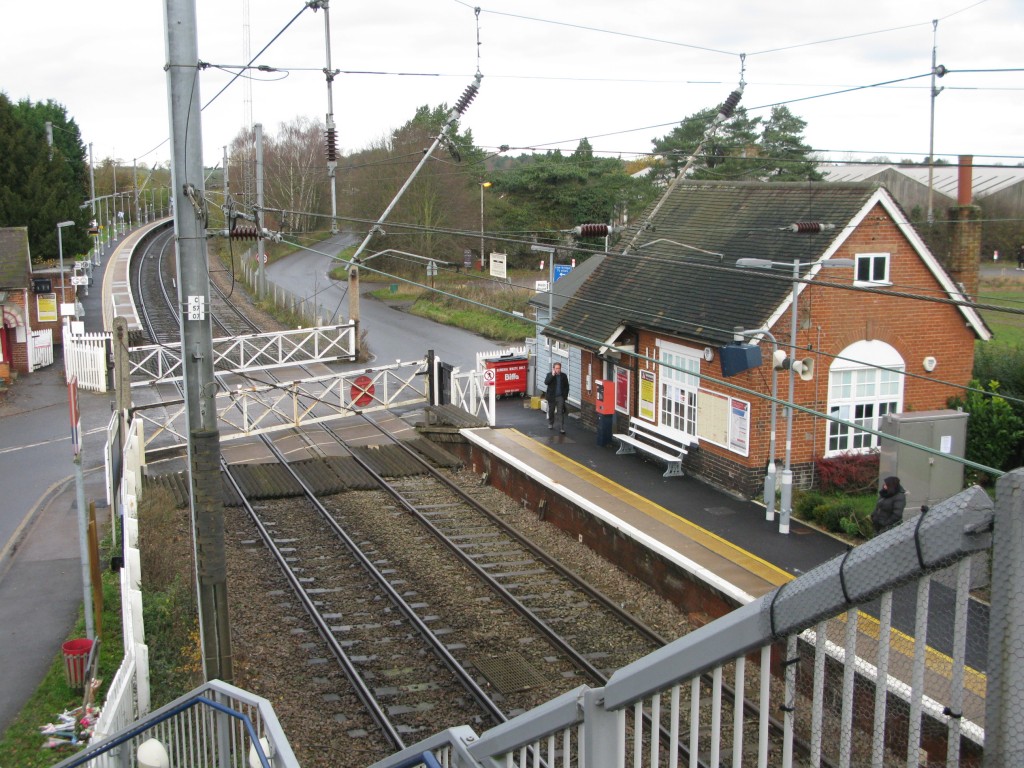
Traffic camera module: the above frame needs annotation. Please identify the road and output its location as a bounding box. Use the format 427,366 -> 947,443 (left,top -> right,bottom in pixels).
0,233 -> 120,733
266,233 -> 521,371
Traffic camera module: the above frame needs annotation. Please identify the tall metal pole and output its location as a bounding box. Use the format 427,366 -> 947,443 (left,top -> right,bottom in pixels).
779,261 -> 799,535
255,122 -> 265,298
74,450 -> 95,639
56,223 -> 70,306
927,19 -> 939,225
163,0 -> 232,683
133,158 -> 141,226
223,145 -> 229,199
736,327 -> 778,521
316,0 -> 339,235
89,143 -> 99,258
112,159 -> 118,233
479,181 -> 491,269
88,143 -> 96,215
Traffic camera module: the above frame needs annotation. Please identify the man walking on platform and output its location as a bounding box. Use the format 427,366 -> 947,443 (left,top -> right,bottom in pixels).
544,362 -> 570,433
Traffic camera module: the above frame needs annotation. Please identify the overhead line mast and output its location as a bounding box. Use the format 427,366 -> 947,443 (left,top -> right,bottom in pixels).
163,0 -> 233,683
309,1 -> 340,235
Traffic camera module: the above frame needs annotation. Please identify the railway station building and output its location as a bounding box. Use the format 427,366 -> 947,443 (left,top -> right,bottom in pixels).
0,226 -> 64,380
543,178 -> 990,498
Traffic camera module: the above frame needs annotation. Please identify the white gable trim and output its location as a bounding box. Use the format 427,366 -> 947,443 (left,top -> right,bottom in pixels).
851,188 -> 989,340
766,187 -> 990,341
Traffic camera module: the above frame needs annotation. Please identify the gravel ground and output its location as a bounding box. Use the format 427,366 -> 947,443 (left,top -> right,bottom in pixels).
223,471 -> 696,767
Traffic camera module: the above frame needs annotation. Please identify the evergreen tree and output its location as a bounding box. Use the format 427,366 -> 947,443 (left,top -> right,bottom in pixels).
652,107 -> 762,181
652,103 -> 820,182
0,93 -> 91,261
760,106 -> 822,181
489,140 -> 658,253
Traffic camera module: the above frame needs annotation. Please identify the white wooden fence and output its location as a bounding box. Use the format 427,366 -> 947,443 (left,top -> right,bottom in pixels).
30,328 -> 53,370
90,416 -> 150,752
64,331 -> 110,393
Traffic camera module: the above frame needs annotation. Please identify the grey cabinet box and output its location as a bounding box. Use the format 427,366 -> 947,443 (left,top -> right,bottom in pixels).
878,409 -> 968,514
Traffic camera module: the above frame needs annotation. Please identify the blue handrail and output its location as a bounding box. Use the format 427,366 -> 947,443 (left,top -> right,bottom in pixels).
51,694 -> 270,768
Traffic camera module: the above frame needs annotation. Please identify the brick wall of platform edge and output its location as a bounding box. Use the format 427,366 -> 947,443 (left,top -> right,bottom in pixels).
445,437 -> 739,623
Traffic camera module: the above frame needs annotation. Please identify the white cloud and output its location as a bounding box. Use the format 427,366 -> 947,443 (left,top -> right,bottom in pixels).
2,0 -> 1020,169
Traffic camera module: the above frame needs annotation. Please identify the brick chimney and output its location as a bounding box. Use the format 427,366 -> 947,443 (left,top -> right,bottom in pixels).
946,154 -> 982,299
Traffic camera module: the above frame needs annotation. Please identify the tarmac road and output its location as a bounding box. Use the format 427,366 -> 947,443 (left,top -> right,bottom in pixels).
265,233 -> 518,370
0,237 -> 118,734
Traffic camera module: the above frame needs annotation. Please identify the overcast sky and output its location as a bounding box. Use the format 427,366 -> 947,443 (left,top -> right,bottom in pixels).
2,0 -> 1020,171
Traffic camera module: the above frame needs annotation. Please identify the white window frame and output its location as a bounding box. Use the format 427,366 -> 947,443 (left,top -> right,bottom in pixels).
826,340 -> 904,456
551,339 -> 569,358
854,252 -> 891,286
656,340 -> 701,443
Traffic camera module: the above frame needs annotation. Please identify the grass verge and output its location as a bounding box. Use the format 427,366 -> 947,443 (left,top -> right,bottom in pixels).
0,538 -> 124,767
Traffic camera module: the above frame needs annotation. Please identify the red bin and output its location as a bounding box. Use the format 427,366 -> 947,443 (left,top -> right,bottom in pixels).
484,356 -> 528,398
62,638 -> 94,690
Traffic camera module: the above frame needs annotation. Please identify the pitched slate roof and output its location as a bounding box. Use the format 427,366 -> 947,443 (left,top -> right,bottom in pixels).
547,180 -> 987,350
528,253 -> 606,314
0,227 -> 31,290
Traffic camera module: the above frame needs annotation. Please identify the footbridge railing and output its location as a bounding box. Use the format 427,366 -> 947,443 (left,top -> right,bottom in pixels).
51,680 -> 298,768
370,472 -> 1024,768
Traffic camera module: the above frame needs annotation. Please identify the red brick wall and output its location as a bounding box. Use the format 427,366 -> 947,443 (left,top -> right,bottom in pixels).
2,291 -> 30,372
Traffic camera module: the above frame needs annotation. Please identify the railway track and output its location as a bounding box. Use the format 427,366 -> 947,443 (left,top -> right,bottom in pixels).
130,228 -> 261,345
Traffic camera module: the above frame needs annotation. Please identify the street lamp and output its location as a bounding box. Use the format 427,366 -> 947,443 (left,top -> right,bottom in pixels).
734,327 -> 780,521
56,220 -> 75,307
737,256 -> 855,534
479,181 -> 492,271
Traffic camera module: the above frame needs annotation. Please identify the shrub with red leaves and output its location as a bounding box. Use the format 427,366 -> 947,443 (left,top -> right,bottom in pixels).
814,451 -> 879,494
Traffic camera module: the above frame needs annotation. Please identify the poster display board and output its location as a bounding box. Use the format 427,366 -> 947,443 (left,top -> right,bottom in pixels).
36,293 -> 57,323
638,369 -> 656,421
697,388 -> 750,456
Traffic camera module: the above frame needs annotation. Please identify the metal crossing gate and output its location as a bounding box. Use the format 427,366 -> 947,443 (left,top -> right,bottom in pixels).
64,331 -> 110,392
131,359 -> 431,455
128,324 -> 357,386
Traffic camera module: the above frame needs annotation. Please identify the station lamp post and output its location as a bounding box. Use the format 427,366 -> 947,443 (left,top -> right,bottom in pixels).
56,220 -> 75,307
479,181 -> 492,271
733,326 -> 780,522
737,256 -> 854,534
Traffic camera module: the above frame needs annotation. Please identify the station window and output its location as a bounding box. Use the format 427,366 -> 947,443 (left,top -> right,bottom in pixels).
826,340 -> 904,455
855,252 -> 890,285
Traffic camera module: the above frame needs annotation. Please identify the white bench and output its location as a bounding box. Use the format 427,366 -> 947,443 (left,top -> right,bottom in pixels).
614,417 -> 688,477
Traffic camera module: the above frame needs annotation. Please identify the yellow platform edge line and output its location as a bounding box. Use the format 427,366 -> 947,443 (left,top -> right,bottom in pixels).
850,607 -> 987,698
499,428 -> 792,588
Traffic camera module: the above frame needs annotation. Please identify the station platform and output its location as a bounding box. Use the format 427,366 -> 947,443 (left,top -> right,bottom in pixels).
468,400 -> 987,728
483,398 -> 851,600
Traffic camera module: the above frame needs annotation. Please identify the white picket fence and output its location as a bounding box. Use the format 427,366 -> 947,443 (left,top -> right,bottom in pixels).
475,345 -> 529,371
65,331 -> 110,392
90,416 -> 151,754
30,328 -> 54,370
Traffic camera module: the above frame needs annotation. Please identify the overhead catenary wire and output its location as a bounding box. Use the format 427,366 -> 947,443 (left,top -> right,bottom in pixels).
269,232 -> 1007,477
251,207 -> 1024,411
